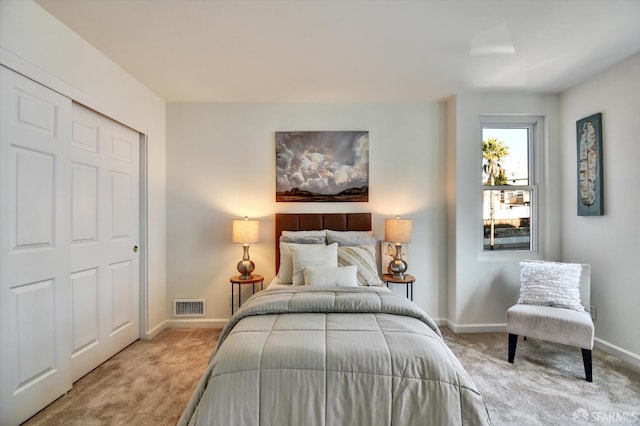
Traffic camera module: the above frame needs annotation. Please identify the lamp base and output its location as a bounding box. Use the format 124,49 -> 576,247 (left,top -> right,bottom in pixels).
237,243 -> 255,279
237,259 -> 255,280
389,259 -> 407,279
389,242 -> 407,279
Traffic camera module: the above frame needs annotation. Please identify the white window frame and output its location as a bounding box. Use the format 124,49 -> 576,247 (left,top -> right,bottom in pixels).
478,115 -> 544,260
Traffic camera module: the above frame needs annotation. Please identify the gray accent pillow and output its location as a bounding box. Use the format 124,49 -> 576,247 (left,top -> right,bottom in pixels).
279,235 -> 326,244
281,230 -> 327,238
326,230 -> 376,247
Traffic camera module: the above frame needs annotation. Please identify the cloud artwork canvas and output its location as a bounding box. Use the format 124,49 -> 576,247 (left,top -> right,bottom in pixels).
276,131 -> 369,202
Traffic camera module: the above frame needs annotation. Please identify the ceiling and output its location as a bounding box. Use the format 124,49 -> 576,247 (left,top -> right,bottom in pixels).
35,0 -> 640,103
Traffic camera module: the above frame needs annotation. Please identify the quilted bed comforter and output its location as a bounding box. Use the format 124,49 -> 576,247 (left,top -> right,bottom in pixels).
178,286 -> 490,425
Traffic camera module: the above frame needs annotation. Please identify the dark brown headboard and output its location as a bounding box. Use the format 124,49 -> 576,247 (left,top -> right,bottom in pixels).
275,213 -> 372,272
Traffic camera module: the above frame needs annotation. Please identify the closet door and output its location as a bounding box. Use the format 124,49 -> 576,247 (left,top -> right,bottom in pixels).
0,66 -> 73,425
0,67 -> 141,424
69,104 -> 140,381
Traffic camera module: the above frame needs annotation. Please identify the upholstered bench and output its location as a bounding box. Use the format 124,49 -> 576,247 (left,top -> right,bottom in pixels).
507,261 -> 594,382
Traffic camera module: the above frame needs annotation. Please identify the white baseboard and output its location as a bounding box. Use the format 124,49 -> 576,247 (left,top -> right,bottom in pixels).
165,318 -> 228,329
440,319 -> 640,368
143,320 -> 168,340
595,337 -> 640,369
141,318 -> 227,340
159,317 -> 506,334
431,318 -> 447,327
152,316 -> 640,370
445,320 -> 507,333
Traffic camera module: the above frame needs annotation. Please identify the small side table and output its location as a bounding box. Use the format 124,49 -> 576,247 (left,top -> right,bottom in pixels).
230,274 -> 264,314
382,273 -> 415,301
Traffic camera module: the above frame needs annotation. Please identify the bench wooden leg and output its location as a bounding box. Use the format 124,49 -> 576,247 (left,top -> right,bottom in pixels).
582,348 -> 593,382
508,333 -> 518,363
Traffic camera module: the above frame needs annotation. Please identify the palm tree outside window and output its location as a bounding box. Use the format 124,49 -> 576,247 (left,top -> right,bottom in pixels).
482,126 -> 534,251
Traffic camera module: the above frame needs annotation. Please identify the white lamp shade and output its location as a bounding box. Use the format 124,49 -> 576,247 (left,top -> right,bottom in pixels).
232,219 -> 259,244
385,218 -> 412,243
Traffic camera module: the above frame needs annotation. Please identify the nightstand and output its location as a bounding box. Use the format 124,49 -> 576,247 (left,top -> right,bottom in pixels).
230,274 -> 264,314
382,273 -> 415,301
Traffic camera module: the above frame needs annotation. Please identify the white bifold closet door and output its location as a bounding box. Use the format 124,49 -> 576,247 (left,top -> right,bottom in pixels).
0,66 -> 140,425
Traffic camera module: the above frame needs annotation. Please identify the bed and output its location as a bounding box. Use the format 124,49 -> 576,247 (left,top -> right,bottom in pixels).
178,213 -> 490,425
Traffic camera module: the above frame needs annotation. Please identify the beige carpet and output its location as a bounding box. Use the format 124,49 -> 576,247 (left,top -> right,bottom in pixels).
23,328 -> 220,426
23,327 -> 640,425
442,328 -> 640,425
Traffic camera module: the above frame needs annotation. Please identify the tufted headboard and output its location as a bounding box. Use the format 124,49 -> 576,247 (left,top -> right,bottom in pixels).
275,213 -> 372,272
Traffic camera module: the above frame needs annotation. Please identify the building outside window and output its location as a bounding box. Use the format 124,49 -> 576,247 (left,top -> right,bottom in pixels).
481,120 -> 539,252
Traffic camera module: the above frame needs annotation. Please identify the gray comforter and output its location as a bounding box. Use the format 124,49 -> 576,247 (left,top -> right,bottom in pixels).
178,286 -> 490,425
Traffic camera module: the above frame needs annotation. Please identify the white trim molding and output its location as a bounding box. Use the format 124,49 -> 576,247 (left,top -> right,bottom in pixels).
156,316 -> 640,371
431,318 -> 448,327
144,320 -> 168,340
445,320 -> 507,333
165,318 -> 228,330
595,337 -> 640,369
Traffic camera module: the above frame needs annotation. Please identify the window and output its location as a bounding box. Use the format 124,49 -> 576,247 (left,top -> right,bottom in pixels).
481,118 -> 539,252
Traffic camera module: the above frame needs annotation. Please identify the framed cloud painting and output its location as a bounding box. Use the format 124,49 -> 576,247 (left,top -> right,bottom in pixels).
275,131 -> 369,202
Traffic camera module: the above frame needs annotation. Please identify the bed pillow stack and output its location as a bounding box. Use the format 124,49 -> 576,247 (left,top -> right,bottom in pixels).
278,230 -> 327,284
277,230 -> 383,286
290,243 -> 338,286
327,230 -> 382,286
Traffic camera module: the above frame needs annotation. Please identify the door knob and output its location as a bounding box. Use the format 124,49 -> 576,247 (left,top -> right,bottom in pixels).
133,245 -> 139,253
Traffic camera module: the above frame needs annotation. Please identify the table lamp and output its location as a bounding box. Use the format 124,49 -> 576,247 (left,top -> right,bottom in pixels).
232,216 -> 259,279
384,216 -> 412,279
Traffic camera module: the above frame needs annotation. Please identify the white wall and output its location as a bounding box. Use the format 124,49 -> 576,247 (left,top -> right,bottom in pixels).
560,53 -> 640,363
447,93 -> 561,331
5,1 -> 636,363
166,102 -> 447,323
0,0 -> 167,336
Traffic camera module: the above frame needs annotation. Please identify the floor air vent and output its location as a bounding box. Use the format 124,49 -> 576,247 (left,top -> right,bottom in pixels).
173,299 -> 206,317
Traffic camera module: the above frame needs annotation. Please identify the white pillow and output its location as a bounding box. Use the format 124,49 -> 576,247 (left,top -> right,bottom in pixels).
326,230 -> 376,247
278,242 -> 325,284
337,245 -> 383,286
303,265 -> 358,287
291,243 -> 338,286
518,260 -> 584,311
